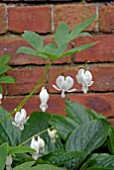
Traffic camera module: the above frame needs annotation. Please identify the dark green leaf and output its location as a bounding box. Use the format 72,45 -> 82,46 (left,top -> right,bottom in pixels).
31,164 -> 66,170
0,143 -> 7,170
66,119 -> 111,152
55,23 -> 69,46
68,15 -> 96,41
42,150 -> 89,165
0,76 -> 15,84
13,161 -> 35,170
22,31 -> 44,51
107,127 -> 114,154
20,111 -> 51,143
9,146 -> 35,156
0,54 -> 11,65
0,107 -> 21,146
85,153 -> 114,168
0,65 -> 11,75
66,101 -> 94,124
49,114 -> 78,140
85,168 -> 113,170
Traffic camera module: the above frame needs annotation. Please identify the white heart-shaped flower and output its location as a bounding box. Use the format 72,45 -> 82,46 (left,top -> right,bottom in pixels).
76,69 -> 93,94
39,87 -> 49,112
52,76 -> 76,98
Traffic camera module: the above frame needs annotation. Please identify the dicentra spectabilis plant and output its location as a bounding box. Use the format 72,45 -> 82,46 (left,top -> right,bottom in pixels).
0,15 -> 114,170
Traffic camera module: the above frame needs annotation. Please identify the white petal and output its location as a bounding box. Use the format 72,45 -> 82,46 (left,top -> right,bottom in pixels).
6,155 -> 12,166
30,137 -> 39,153
19,124 -> 24,131
76,69 -> 85,84
39,87 -> 49,104
52,85 -> 61,91
83,70 -> 93,85
0,94 -> 2,100
65,76 -> 74,90
32,153 -> 38,160
56,76 -> 64,89
88,81 -> 94,87
12,122 -> 19,127
61,90 -> 65,98
82,84 -> 88,94
67,88 -> 77,92
40,103 -> 48,112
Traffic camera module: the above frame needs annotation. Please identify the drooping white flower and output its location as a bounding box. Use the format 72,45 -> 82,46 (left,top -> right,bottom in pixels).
30,137 -> 39,160
0,94 -> 3,104
38,136 -> 45,154
76,69 -> 93,94
52,76 -> 76,98
30,136 -> 45,160
39,87 -> 49,112
47,128 -> 57,143
12,109 -> 29,131
6,155 -> 12,170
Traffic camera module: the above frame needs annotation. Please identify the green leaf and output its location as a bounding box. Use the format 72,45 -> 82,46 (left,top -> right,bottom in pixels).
42,150 -> 89,165
85,168 -> 113,170
0,85 -> 2,94
66,101 -> 94,124
9,146 -> 35,156
66,119 -> 111,153
0,65 -> 11,75
107,127 -> 114,154
49,114 -> 79,140
0,76 -> 15,84
85,153 -> 114,168
13,161 -> 35,170
16,47 -> 38,56
55,23 -> 69,46
58,41 -> 98,59
31,164 -> 66,170
43,43 -> 57,55
78,32 -> 92,37
68,15 -> 96,41
0,143 -> 7,170
55,43 -> 68,56
0,106 -> 21,146
0,54 -> 11,65
22,31 -> 44,51
20,111 -> 51,143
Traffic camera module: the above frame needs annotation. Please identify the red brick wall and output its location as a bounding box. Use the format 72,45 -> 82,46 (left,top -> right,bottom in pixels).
0,1 -> 114,124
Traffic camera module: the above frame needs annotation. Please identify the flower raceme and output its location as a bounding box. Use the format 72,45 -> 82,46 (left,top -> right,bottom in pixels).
52,76 -> 76,98
76,69 -> 93,94
12,109 -> 29,131
39,87 -> 49,112
30,136 -> 45,160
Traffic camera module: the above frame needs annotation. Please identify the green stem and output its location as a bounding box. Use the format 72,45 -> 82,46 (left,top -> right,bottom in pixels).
19,126 -> 54,146
0,63 -> 51,124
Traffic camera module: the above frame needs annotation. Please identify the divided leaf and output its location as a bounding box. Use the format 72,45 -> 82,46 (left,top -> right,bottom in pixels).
22,31 -> 44,51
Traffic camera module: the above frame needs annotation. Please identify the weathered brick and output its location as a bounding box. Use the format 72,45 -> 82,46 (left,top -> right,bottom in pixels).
74,34 -> 114,63
2,93 -> 114,117
69,93 -> 114,117
0,36 -> 71,65
2,96 -> 39,116
108,119 -> 114,126
0,6 -> 7,34
2,94 -> 66,116
48,64 -> 114,93
99,5 -> 114,32
7,67 -> 46,95
8,6 -> 51,33
54,4 -> 96,31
